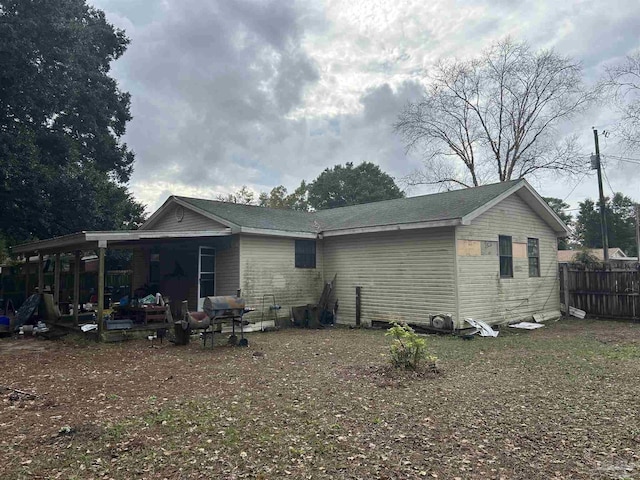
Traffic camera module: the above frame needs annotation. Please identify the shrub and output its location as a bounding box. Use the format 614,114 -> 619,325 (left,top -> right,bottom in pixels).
385,322 -> 437,370
572,249 -> 601,266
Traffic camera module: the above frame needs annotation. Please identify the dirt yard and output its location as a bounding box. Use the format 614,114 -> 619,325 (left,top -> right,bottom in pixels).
1,319 -> 639,479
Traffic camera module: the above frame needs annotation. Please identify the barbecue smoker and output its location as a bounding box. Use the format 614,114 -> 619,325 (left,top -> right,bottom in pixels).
174,296 -> 249,347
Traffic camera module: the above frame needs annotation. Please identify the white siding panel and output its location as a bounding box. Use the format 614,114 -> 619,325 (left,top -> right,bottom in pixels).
322,228 -> 457,326
216,236 -> 240,296
150,205 -> 228,232
239,235 -> 324,325
456,192 -> 559,325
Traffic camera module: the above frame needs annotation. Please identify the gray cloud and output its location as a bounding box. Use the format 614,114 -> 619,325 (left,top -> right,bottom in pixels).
91,0 -> 640,211
106,0 -> 318,199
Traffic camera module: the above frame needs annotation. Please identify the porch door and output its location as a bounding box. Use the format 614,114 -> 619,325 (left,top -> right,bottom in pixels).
197,247 -> 215,310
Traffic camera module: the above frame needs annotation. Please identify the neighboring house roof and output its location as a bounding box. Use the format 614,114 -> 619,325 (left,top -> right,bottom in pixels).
142,179 -> 569,237
558,248 -> 629,262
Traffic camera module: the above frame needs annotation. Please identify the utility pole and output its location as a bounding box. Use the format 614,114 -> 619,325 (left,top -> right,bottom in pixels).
635,204 -> 640,262
592,129 -> 609,262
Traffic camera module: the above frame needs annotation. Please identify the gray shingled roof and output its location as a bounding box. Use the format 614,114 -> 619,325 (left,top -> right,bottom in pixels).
176,196 -> 319,232
176,179 -> 523,233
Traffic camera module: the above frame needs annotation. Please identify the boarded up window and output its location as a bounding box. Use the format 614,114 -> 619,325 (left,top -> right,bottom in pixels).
499,235 -> 513,278
295,240 -> 316,268
528,238 -> 540,277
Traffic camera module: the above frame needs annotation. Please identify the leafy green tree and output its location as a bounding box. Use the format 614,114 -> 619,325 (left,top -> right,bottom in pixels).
543,197 -> 573,250
307,162 -> 404,210
0,0 -> 143,244
574,193 -> 637,256
258,182 -> 309,211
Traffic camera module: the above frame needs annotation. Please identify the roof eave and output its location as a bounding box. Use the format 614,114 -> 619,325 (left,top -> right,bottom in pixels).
239,227 -> 317,239
320,218 -> 462,237
11,229 -> 233,254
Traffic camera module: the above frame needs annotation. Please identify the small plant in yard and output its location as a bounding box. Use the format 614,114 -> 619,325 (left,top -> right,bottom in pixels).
385,322 -> 437,371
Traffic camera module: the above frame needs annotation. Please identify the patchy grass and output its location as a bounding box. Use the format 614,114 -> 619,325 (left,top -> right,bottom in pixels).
1,319 -> 639,479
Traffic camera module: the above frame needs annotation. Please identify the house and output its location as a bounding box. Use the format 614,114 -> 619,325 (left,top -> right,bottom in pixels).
12,179 -> 568,333
557,248 -> 635,263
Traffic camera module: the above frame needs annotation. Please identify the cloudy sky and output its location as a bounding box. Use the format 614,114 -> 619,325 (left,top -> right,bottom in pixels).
90,0 -> 640,214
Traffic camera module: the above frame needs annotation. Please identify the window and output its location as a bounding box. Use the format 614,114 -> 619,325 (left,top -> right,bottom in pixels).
528,238 -> 540,277
499,235 -> 513,278
295,240 -> 316,268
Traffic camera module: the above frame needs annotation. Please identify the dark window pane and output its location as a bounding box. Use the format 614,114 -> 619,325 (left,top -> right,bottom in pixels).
295,240 -> 316,268
499,235 -> 513,277
529,257 -> 540,277
527,238 -> 540,277
201,247 -> 215,256
200,279 -> 214,297
200,254 -> 215,273
499,235 -> 512,256
500,256 -> 513,278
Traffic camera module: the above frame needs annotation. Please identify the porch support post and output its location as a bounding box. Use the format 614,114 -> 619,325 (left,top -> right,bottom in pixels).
24,254 -> 30,298
97,241 -> 106,341
53,253 -> 61,306
38,252 -> 44,295
73,250 -> 80,327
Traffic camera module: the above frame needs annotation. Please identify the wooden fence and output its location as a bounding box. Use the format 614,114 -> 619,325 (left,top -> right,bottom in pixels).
560,262 -> 640,320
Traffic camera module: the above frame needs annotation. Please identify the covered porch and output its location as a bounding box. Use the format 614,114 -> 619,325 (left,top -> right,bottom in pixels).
11,229 -> 240,340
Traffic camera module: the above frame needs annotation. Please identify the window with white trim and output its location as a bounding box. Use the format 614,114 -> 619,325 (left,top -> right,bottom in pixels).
295,240 -> 316,268
528,238 -> 540,277
499,235 -> 513,278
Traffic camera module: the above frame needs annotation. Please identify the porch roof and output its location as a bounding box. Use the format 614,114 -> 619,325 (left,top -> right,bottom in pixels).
11,229 -> 232,254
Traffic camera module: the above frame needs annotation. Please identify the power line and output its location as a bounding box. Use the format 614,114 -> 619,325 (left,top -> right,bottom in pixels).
562,172 -> 589,203
601,163 -> 616,196
604,154 -> 640,165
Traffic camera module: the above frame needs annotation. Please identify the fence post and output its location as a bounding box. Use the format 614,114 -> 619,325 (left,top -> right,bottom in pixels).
562,263 -> 570,316
355,286 -> 361,327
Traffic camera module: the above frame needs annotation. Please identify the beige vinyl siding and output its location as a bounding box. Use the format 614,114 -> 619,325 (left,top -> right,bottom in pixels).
150,205 -> 228,232
215,236 -> 240,296
322,228 -> 457,327
239,235 -> 324,325
456,192 -> 559,325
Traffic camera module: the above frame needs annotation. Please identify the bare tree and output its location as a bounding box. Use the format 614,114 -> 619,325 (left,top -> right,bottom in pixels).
604,51 -> 640,147
395,39 -> 596,189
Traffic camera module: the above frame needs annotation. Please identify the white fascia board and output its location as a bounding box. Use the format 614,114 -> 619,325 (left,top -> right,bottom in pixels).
86,230 -> 233,243
239,227 -> 318,239
11,232 -> 90,254
321,219 -> 462,237
12,229 -> 235,254
136,230 -> 232,239
519,182 -> 571,235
